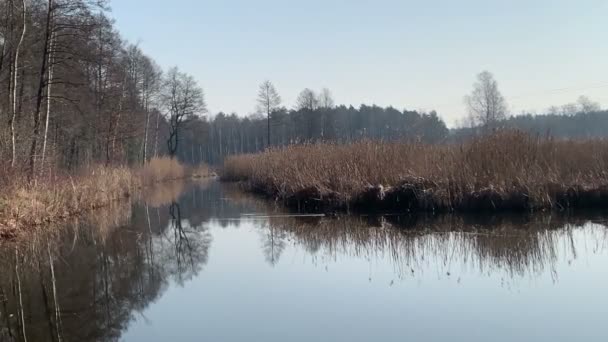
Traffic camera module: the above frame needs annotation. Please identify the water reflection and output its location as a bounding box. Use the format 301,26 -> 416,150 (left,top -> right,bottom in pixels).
0,182 -> 213,342
258,214 -> 600,280
0,181 -> 606,341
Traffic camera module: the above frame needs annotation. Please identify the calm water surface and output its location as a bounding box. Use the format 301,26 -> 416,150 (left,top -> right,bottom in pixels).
1,180 -> 607,341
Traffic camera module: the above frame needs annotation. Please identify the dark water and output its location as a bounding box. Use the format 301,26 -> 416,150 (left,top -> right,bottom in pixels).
1,180 -> 607,342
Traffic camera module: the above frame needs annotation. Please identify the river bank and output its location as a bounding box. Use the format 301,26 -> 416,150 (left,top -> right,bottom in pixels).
0,157 -> 214,239
221,131 -> 608,213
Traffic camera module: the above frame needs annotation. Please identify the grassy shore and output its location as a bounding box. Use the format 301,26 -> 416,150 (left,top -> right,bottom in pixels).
222,131 -> 608,213
0,157 -> 213,239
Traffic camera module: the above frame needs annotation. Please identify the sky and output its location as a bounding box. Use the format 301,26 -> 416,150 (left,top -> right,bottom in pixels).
110,0 -> 608,127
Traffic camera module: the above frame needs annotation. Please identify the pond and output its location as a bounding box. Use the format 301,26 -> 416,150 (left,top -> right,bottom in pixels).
1,180 -> 607,342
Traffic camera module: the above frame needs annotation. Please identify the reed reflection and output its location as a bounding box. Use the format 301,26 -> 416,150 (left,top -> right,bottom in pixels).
254,214 -> 607,281
223,188 -> 608,280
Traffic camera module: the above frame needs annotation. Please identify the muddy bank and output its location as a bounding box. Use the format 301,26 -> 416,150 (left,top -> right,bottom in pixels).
235,180 -> 608,214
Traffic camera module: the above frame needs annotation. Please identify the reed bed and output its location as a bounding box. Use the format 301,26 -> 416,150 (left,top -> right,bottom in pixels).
0,166 -> 137,238
139,156 -> 187,185
222,131 -> 608,212
0,157 -> 213,239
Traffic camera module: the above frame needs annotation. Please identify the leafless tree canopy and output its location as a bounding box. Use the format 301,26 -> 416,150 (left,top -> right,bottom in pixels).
162,67 -> 206,156
318,88 -> 334,109
465,71 -> 508,126
296,88 -> 318,111
256,80 -> 280,147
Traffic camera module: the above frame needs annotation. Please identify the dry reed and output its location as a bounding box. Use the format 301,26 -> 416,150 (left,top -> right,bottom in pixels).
0,166 -> 136,238
222,131 -> 608,212
0,156 -> 212,239
139,156 -> 187,185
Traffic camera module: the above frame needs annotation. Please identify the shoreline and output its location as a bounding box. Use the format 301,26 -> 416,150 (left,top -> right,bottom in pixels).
230,180 -> 608,214
0,159 -> 215,240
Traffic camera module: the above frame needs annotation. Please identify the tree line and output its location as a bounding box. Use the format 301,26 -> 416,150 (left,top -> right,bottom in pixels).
0,0 -> 449,175
457,70 -> 607,140
176,88 -> 449,165
1,0 -> 604,176
0,0 -> 206,180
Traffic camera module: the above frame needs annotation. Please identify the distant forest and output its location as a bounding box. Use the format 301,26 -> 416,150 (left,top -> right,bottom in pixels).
188,106 -> 608,165
1,0 -> 606,174
186,105 -> 448,165
450,110 -> 608,142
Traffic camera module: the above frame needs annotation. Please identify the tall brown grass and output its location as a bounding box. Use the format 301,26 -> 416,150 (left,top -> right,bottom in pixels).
139,156 -> 214,184
0,166 -> 136,238
140,156 -> 187,185
0,157 -> 213,239
222,131 -> 608,212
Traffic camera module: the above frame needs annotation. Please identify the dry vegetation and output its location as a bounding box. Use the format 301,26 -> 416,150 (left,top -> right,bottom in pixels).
139,156 -> 187,185
191,164 -> 215,179
0,166 -> 136,238
0,157 -> 212,239
222,131 -> 608,212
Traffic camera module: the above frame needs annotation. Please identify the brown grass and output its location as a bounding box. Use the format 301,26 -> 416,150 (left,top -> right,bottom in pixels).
139,157 -> 214,185
0,157 -> 213,239
140,156 -> 187,185
0,166 -> 137,238
222,131 -> 608,212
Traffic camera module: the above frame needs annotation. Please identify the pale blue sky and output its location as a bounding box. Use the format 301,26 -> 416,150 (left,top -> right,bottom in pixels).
110,0 -> 608,126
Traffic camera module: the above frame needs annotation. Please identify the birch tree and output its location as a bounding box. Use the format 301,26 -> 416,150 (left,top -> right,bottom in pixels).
140,56 -> 162,163
11,0 -> 27,167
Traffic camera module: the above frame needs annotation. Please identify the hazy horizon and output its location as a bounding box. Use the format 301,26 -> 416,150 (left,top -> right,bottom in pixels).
111,0 -> 608,126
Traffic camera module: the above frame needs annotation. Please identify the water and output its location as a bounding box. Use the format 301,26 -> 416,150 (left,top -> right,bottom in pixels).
1,180 -> 607,342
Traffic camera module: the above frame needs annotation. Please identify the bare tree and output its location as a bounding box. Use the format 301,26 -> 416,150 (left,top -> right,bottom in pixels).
295,88 -> 318,111
318,88 -> 334,109
256,80 -> 281,147
465,71 -> 508,127
317,88 -> 335,139
162,67 -> 206,157
577,95 -> 600,114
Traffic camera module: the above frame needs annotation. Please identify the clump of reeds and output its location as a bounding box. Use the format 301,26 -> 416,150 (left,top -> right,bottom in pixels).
221,131 -> 608,212
140,156 -> 187,185
0,166 -> 137,238
139,157 -> 214,185
0,156 -> 216,239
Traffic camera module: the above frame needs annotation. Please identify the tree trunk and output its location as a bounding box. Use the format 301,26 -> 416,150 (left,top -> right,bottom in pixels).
29,0 -> 54,178
142,92 -> 150,164
11,0 -> 27,168
153,109 -> 160,157
41,29 -> 56,170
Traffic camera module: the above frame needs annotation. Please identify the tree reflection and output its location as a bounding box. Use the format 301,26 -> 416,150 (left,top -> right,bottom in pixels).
165,202 -> 212,285
0,182 -> 213,342
260,222 -> 287,267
